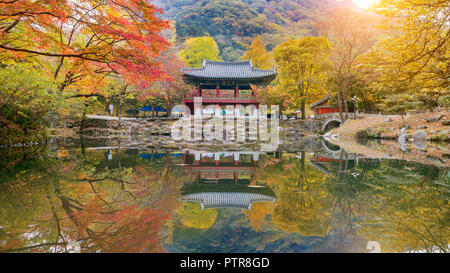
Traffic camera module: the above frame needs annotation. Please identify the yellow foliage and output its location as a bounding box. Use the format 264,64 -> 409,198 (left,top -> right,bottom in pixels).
177,202 -> 218,229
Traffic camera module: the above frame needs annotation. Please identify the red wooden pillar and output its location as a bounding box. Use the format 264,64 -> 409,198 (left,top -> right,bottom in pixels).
216,85 -> 220,98
235,85 -> 239,98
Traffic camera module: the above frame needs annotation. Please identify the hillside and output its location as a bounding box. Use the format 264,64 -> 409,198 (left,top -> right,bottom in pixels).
155,0 -> 358,60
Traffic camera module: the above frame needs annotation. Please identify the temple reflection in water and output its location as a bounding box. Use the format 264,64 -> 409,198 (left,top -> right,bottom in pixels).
179,151 -> 276,210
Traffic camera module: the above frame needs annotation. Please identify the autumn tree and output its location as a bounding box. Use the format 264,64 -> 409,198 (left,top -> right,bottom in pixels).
176,202 -> 218,230
179,37 -> 222,68
315,8 -> 378,121
242,35 -> 273,69
366,0 -> 450,110
138,52 -> 188,115
243,202 -> 273,231
0,0 -> 171,95
273,36 -> 331,119
0,147 -> 181,253
253,153 -> 332,236
251,84 -> 291,113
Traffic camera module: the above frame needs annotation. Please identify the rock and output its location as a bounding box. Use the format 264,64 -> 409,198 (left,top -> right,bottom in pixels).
442,120 -> 450,126
384,118 -> 393,122
426,114 -> 445,123
417,125 -> 427,129
413,130 -> 427,141
413,132 -> 427,150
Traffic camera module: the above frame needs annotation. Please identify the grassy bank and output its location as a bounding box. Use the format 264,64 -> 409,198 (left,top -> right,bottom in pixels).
331,111 -> 449,142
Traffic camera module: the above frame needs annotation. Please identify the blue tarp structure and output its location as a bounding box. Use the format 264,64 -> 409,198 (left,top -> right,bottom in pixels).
139,106 -> 167,112
139,153 -> 167,159
171,153 -> 184,158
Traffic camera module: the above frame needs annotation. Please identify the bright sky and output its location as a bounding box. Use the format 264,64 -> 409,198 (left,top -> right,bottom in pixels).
351,0 -> 378,9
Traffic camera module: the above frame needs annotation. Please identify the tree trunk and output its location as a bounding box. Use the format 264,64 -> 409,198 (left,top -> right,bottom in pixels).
342,79 -> 349,121
301,100 -> 306,120
118,94 -> 122,129
337,91 -> 344,122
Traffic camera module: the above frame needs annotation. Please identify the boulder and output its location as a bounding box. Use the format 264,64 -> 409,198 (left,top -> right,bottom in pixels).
413,130 -> 427,141
417,125 -> 427,129
413,130 -> 427,150
426,114 -> 445,123
442,120 -> 450,126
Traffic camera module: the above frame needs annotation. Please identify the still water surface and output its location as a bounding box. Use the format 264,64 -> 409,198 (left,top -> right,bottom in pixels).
0,139 -> 448,253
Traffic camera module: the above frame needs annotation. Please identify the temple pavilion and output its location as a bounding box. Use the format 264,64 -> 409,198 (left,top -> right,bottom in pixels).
181,60 -> 277,113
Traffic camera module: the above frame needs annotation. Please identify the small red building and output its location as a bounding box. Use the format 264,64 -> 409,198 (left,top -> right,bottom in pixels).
310,95 -> 355,118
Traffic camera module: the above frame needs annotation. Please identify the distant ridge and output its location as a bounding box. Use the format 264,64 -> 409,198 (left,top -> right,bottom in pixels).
154,0 -> 358,60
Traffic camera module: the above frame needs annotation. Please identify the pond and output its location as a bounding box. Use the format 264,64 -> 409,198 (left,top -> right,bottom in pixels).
0,138 -> 448,253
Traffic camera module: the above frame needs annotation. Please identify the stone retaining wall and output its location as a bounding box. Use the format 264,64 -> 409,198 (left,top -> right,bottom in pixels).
78,117 -> 324,140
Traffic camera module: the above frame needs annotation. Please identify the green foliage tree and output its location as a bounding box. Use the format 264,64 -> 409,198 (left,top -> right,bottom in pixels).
0,63 -> 61,144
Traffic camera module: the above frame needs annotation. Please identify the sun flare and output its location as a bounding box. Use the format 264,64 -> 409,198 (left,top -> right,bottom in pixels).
351,0 -> 378,9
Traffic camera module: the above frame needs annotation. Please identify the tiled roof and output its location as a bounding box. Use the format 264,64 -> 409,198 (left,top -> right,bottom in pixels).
310,95 -> 330,109
179,192 -> 276,210
181,60 -> 277,80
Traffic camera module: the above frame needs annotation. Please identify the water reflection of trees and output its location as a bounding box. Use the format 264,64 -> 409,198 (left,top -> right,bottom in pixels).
324,150 -> 449,253
1,144 -> 448,253
255,149 -> 449,253
255,152 -> 333,237
0,146 -> 186,253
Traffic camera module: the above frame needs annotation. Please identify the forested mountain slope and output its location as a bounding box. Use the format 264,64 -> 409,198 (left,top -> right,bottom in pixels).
155,0 -> 358,60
